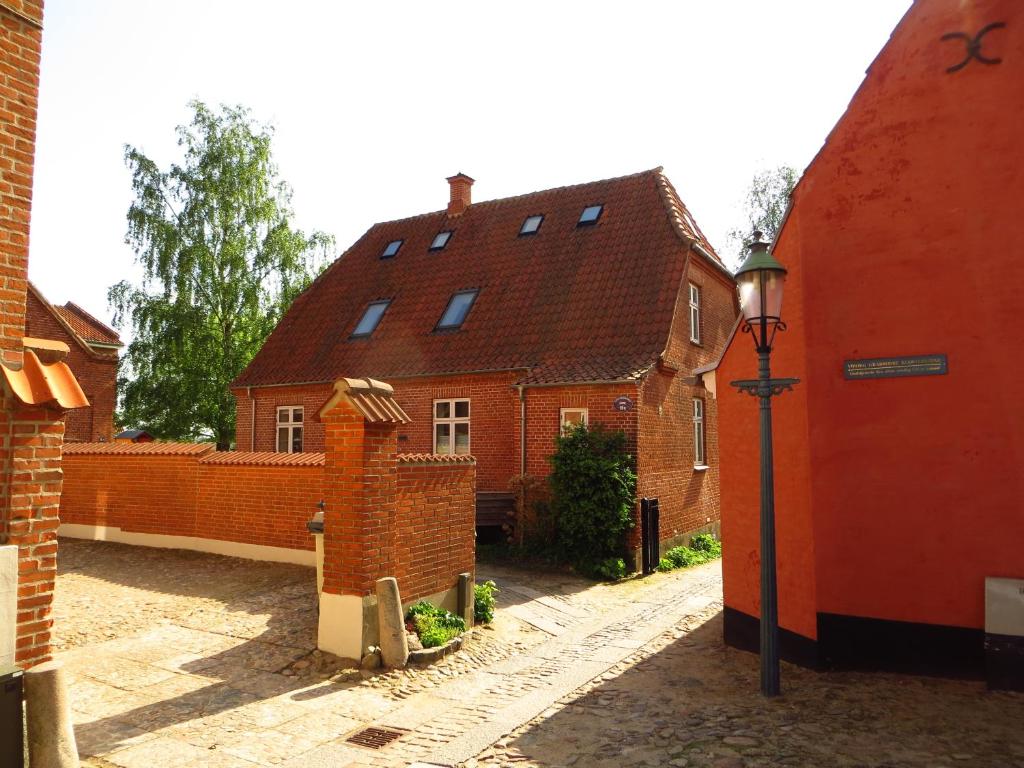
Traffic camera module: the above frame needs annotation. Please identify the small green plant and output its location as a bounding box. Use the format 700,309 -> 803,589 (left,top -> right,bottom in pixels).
581,557 -> 626,581
405,601 -> 467,648
690,533 -> 722,557
658,535 -> 723,573
474,580 -> 499,624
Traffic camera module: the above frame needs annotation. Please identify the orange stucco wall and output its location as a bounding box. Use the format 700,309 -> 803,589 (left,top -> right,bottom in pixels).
719,0 -> 1024,639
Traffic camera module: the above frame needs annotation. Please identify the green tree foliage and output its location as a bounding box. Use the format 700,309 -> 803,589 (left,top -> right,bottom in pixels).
110,101 -> 333,445
725,165 -> 799,267
548,424 -> 637,572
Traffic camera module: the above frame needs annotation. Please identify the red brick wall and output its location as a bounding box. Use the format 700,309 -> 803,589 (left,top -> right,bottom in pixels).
636,258 -> 736,544
24,289 -> 117,441
0,0 -> 43,361
235,371 -> 520,491
60,444 -> 322,552
395,456 -> 475,602
5,402 -> 63,667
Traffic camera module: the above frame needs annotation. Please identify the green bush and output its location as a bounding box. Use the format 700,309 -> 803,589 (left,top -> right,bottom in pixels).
548,424 -> 636,572
474,580 -> 499,624
580,557 -> 627,581
690,533 -> 722,557
405,601 -> 467,648
657,557 -> 675,573
666,546 -> 702,567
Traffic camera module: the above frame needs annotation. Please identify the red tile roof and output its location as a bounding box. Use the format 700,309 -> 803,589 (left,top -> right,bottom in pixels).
234,168 -> 725,389
398,453 -> 477,464
63,441 -> 214,456
199,451 -> 326,466
52,303 -> 122,347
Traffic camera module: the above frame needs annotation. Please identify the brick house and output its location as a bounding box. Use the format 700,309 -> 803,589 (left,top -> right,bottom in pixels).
233,169 -> 737,559
25,282 -> 122,442
709,0 -> 1023,682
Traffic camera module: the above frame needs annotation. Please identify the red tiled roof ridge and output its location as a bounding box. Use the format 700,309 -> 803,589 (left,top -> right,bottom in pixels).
27,282 -> 113,361
369,167 -> 665,229
57,302 -> 122,346
398,453 -> 476,464
63,441 -> 214,455
199,451 -> 325,467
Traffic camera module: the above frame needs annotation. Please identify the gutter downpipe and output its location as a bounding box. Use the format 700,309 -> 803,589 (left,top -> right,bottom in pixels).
517,385 -> 526,476
248,387 -> 256,450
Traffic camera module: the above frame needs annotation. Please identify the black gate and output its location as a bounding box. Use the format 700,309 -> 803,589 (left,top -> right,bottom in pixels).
640,497 -> 660,575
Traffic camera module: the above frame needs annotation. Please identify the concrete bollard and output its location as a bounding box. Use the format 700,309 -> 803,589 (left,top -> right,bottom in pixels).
25,659 -> 79,768
376,577 -> 409,669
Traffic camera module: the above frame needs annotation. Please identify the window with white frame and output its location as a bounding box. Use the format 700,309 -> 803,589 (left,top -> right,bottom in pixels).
433,399 -> 470,455
277,406 -> 303,453
560,407 -> 588,435
689,283 -> 701,344
693,398 -> 706,467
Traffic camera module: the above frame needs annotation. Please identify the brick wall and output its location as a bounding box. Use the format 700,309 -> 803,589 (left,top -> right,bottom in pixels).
4,402 -> 64,667
0,0 -> 42,361
60,443 -> 323,552
235,371 -> 520,491
24,289 -> 117,441
395,455 -> 475,602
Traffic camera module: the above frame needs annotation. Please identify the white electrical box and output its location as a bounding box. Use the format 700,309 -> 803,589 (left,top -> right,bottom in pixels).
986,577 -> 1024,637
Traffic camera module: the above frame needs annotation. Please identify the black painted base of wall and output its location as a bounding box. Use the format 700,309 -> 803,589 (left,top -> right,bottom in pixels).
986,633 -> 1024,691
724,607 -> 990,680
723,607 -> 821,669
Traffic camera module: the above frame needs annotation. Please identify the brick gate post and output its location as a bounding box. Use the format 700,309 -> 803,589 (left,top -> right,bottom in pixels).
317,378 -> 409,660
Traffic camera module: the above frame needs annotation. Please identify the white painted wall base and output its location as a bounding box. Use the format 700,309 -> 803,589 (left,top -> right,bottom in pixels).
318,592 -> 370,660
58,523 -> 315,567
0,545 -> 17,667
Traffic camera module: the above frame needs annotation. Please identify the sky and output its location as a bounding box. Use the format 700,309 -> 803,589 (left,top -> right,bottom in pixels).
29,0 -> 912,334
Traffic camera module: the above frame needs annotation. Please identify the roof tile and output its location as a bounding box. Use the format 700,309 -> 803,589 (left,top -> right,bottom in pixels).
234,168 -> 720,388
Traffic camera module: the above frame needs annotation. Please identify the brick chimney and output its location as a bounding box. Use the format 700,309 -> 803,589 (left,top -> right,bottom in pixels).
446,173 -> 474,217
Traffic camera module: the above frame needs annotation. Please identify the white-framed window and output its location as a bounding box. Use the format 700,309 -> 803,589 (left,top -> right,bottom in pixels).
277,406 -> 304,453
433,399 -> 470,455
689,283 -> 701,344
693,398 -> 706,467
560,407 -> 588,435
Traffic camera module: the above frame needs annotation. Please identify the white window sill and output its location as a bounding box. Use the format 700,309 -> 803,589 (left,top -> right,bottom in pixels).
693,465 -> 710,472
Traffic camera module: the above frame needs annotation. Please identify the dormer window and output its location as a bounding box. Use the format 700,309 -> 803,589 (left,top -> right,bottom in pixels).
519,215 -> 544,236
430,231 -> 453,251
437,290 -> 478,330
380,240 -> 403,259
351,300 -> 390,338
578,205 -> 603,226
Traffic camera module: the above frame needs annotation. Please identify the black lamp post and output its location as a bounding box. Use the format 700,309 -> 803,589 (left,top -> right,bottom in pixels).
730,231 -> 798,697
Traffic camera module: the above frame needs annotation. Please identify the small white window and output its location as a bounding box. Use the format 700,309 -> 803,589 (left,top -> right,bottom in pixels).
688,283 -> 701,344
434,399 -> 470,455
437,290 -> 478,330
381,239 -> 403,258
693,398 -> 706,467
520,215 -> 544,235
430,231 -> 453,250
277,406 -> 304,453
560,407 -> 588,435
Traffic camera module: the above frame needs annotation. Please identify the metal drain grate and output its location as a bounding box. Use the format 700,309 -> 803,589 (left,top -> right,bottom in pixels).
346,726 -> 405,750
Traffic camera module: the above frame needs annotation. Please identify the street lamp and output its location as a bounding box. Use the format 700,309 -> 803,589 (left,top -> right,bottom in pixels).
730,231 -> 799,698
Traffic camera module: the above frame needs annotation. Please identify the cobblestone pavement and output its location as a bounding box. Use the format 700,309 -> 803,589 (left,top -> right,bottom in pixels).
55,538 -> 1023,768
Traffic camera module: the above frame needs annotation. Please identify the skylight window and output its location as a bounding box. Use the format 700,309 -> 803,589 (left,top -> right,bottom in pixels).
380,240 -> 403,258
519,215 -> 544,236
351,300 -> 390,338
430,231 -> 453,251
577,205 -> 604,226
437,290 -> 478,330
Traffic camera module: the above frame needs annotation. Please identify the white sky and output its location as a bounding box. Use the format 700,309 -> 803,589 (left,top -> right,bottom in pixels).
30,0 -> 911,332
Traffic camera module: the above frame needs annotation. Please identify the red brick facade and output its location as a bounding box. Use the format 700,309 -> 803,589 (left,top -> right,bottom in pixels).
25,286 -> 118,442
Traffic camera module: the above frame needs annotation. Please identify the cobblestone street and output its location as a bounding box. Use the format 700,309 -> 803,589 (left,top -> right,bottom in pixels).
54,538 -> 1023,768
